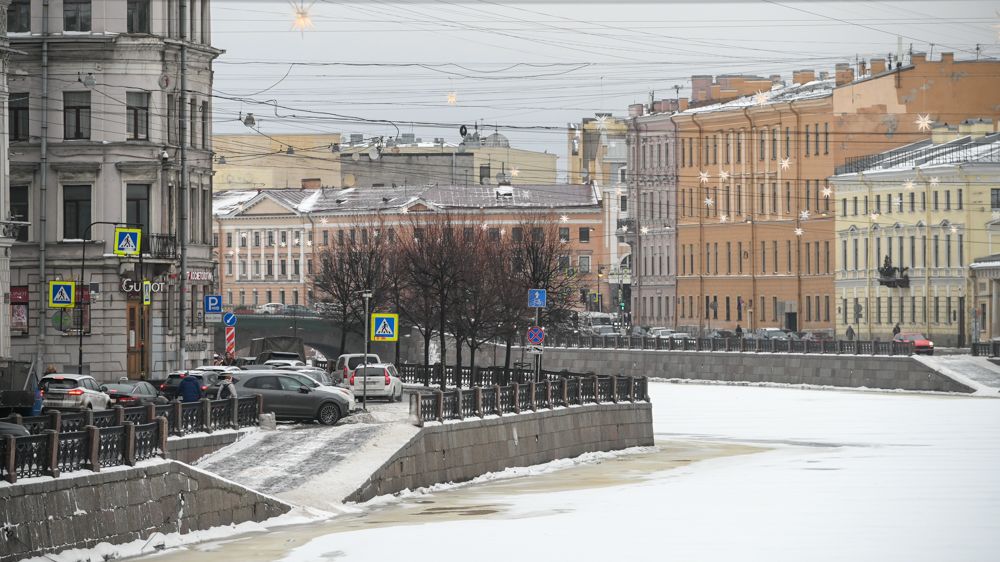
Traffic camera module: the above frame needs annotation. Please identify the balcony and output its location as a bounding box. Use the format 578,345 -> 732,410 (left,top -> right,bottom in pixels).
146,234 -> 177,260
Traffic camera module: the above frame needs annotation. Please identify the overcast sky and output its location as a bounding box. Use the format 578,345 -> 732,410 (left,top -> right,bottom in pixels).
211,1 -> 1000,176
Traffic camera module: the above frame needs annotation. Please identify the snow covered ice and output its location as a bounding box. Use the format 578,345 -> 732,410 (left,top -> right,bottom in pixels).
121,383 -> 1000,561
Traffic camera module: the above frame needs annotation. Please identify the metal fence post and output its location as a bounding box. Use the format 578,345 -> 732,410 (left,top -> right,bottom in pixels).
475,386 -> 483,418
591,375 -> 599,403
145,403 -> 156,424
113,405 -> 125,427
629,376 -> 636,402
435,390 -> 444,422
200,398 -> 212,433
87,425 -> 100,473
494,385 -> 501,415
48,410 -> 62,433
229,396 -> 239,429
545,380 -> 552,408
45,429 -> 60,478
562,378 -> 569,406
3,435 -> 16,483
158,416 -> 169,459
528,382 -> 537,411
172,400 -> 183,435
455,388 -> 464,421
123,422 -> 136,466
512,383 -> 520,414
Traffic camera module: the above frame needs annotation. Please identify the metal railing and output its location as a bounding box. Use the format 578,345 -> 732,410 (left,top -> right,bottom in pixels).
972,342 -> 1000,357
0,397 -> 263,484
147,233 -> 177,259
408,375 -> 650,426
399,364 -> 586,388
541,335 -> 915,356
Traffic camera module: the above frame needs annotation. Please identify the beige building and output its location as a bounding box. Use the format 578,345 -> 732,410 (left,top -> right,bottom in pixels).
833,121 -> 1000,346
567,113 -> 628,186
213,133 -> 342,190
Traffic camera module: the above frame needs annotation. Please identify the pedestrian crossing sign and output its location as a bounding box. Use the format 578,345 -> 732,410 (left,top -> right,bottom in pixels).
48,281 -> 76,308
113,227 -> 142,256
371,313 -> 399,342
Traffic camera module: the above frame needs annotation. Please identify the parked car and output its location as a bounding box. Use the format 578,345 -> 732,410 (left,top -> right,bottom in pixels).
264,359 -> 305,368
39,374 -> 112,411
350,364 -> 403,402
894,333 -> 934,355
255,303 -> 285,315
277,365 -> 334,385
757,328 -> 790,341
706,330 -> 736,339
281,371 -> 356,411
234,371 -> 351,425
102,380 -> 168,406
158,371 -> 222,400
333,353 -> 382,384
195,365 -> 243,375
648,327 -> 674,338
0,421 -> 29,437
590,325 -> 619,337
666,332 -> 694,340
282,304 -> 317,317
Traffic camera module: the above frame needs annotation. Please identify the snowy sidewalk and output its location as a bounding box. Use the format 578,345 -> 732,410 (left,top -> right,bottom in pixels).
914,354 -> 1000,396
194,399 -> 419,512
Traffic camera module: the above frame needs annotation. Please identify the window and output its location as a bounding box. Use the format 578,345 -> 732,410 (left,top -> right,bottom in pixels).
945,234 -> 952,267
63,185 -> 91,239
823,122 -> 829,154
959,234 -> 964,266
10,186 -> 29,242
557,227 -> 569,242
579,255 -> 591,274
254,231 -> 262,247
126,92 -> 149,140
239,261 -> 247,278
293,260 -> 300,276
253,260 -> 260,276
9,93 -> 28,141
841,240 -> 847,272
127,0 -> 150,33
479,164 -> 490,184
225,232 -> 232,247
841,198 -> 847,217
933,235 -> 940,267
280,259 -> 287,276
933,191 -> 939,210
805,125 -> 810,156
957,189 -> 963,210
266,260 -> 273,276
63,0 -> 91,31
8,0 -> 30,32
945,190 -> 951,210
852,196 -> 858,216
166,94 -> 176,145
759,129 -> 765,161
125,184 -> 150,234
63,92 -> 91,140
201,101 -> 209,149
814,123 -> 819,155
279,290 -> 286,305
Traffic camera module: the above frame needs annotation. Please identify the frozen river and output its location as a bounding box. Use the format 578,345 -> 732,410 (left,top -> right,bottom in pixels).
133,383 -> 1000,562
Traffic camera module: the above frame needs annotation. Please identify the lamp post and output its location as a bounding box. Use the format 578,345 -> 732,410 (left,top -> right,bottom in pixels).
361,290 -> 372,410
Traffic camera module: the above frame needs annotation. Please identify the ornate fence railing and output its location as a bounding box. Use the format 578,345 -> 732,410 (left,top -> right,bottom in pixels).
539,335 -> 915,356
409,375 -> 650,426
0,396 -> 263,484
972,342 -> 1000,357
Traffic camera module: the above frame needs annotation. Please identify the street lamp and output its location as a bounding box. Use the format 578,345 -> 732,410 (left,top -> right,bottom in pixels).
360,290 -> 373,410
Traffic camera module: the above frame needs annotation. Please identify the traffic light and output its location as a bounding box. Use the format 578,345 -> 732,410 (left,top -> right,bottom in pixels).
620,300 -> 625,310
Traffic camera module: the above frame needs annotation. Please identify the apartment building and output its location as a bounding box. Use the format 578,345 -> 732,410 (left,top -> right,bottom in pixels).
213,133 -> 343,190
7,0 -> 220,379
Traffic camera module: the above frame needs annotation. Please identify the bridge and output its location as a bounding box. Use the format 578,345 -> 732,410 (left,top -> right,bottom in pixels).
211,313 -> 419,363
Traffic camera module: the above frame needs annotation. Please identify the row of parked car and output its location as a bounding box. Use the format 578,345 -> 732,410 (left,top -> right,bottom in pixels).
16,354 -> 405,430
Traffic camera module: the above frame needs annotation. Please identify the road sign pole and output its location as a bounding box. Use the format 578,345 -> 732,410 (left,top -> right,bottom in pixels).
534,307 -> 541,382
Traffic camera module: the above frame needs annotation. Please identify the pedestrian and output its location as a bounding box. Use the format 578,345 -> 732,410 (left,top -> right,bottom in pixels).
846,325 -> 856,341
735,324 -> 743,338
892,323 -> 901,337
217,373 -> 237,400
177,373 -> 203,403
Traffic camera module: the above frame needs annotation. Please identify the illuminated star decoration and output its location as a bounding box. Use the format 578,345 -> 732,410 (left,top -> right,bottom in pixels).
559,215 -> 570,223
915,114 -> 933,132
870,212 -> 880,221
699,171 -> 710,184
447,92 -> 457,106
719,214 -> 728,223
821,186 -> 833,198
799,210 -> 810,220
481,222 -> 489,230
780,157 -> 791,171
511,168 -> 519,177
704,197 -> 714,208
895,195 -> 903,206
400,206 -> 409,214
950,225 -> 958,234
754,90 -> 768,106
320,217 -> 328,225
719,170 -> 730,181
640,226 -> 650,235
595,115 -> 608,130
929,177 -> 940,187
903,179 -> 915,190
794,227 -> 804,236
290,1 -> 315,34
620,224 -> 628,233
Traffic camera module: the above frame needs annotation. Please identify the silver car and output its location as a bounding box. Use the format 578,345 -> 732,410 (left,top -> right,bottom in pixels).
234,370 -> 351,425
350,364 -> 403,402
40,374 -> 112,411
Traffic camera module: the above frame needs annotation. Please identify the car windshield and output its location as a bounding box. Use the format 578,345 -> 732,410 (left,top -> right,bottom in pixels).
347,356 -> 379,369
41,378 -> 79,391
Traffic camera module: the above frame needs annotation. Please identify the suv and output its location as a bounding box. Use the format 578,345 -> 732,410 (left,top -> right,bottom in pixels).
333,353 -> 381,384
255,303 -> 284,315
235,370 -> 351,425
159,371 -> 222,400
39,374 -> 112,411
350,364 -> 403,402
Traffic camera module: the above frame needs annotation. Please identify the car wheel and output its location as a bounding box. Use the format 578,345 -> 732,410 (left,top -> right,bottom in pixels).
317,402 -> 342,426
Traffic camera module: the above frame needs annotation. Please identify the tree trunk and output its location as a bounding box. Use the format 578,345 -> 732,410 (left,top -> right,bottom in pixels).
504,335 -> 513,385
338,312 -> 349,356
454,340 -> 463,388
438,308 -> 447,392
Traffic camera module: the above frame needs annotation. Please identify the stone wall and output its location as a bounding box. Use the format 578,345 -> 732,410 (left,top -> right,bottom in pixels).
346,402 -> 654,503
0,461 -> 290,562
167,430 -> 249,464
527,347 -> 974,393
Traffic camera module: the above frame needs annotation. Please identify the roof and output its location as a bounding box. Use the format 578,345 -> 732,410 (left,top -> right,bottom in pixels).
214,183 -> 599,218
835,132 -> 1000,176
679,79 -> 835,116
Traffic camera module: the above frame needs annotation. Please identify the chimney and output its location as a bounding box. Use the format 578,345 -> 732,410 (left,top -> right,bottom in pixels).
628,103 -> 645,118
941,52 -> 954,63
792,69 -> 816,85
911,52 -> 926,65
301,178 -> 321,189
958,118 -> 993,139
870,58 -> 886,75
678,98 -> 689,111
819,71 -> 829,81
769,74 -> 784,86
835,63 -> 855,86
652,101 -> 663,113
690,75 -> 713,102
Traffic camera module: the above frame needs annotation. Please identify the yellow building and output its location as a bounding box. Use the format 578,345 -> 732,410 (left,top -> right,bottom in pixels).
567,113 -> 629,186
833,120 -> 1000,346
213,133 -> 343,190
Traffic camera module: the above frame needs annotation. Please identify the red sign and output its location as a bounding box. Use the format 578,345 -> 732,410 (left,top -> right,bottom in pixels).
225,326 -> 236,356
10,286 -> 29,304
526,326 -> 545,346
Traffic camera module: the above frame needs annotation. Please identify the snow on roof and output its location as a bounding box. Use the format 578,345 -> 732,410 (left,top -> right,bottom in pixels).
835,133 -> 1000,176
212,190 -> 258,215
681,79 -> 834,116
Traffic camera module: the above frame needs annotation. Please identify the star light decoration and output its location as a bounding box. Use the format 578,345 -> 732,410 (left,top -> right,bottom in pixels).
595,114 -> 609,131
821,186 -> 833,198
480,222 -> 489,230
993,210 -> 1000,221
780,157 -> 791,171
559,215 -> 570,223
704,197 -> 714,208
320,217 -> 329,225
640,226 -> 650,235
447,92 -> 458,106
870,212 -> 880,221
511,168 -> 519,177
698,171 -> 710,184
950,225 -> 958,234
719,213 -> 728,223
754,90 -> 768,106
903,179 -> 915,190
719,170 -> 730,181
290,1 -> 315,33
799,210 -> 810,221
794,227 -> 804,237
915,114 -> 933,132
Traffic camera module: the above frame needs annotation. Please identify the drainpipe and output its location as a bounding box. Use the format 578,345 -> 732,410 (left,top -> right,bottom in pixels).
35,0 -> 50,377
690,113 -> 704,334
789,100 -> 803,332
177,0 -> 188,369
742,107 -> 757,332
861,172 -> 874,341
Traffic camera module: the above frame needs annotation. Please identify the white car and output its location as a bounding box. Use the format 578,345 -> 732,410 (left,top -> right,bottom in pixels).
264,359 -> 305,368
39,374 -> 112,411
350,363 -> 403,402
195,365 -> 242,374
255,303 -> 284,315
334,353 -> 381,385
649,327 -> 675,338
666,332 -> 693,340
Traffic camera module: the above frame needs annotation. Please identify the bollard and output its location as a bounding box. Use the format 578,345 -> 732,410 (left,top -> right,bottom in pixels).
528,382 -> 537,411
200,398 -> 212,433
86,425 -> 100,473
256,394 -> 264,417
3,434 -> 16,483
409,392 -> 423,427
545,380 -> 552,408
629,376 -> 637,402
157,416 -> 169,459
84,408 -> 94,428
123,422 -> 136,466
512,383 -> 521,414
494,385 -> 502,415
145,403 -> 156,424
45,429 -> 60,478
562,378 -> 569,406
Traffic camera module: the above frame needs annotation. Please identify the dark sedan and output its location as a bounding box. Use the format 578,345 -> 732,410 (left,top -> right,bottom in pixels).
158,372 -> 222,400
102,381 -> 168,406
234,371 -> 350,425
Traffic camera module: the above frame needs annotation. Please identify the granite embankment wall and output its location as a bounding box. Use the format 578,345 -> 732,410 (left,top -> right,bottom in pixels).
0,461 -> 290,562
523,348 -> 974,393
346,402 -> 654,503
167,430 -> 249,464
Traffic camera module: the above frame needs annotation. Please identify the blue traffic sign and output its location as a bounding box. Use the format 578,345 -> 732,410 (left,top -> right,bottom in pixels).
528,288 -> 547,308
223,312 -> 238,327
526,326 -> 545,345
204,295 -> 223,314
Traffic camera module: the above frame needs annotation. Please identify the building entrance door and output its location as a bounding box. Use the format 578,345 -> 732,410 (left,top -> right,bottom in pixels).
784,312 -> 798,332
126,299 -> 149,379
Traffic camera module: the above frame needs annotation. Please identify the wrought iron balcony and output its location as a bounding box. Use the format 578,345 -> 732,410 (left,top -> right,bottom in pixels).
147,234 -> 177,260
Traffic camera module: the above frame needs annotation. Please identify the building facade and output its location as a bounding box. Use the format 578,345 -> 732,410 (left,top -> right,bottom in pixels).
8,0 -> 220,379
834,122 -> 1000,346
213,183 -> 615,315
213,133 -> 342,190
